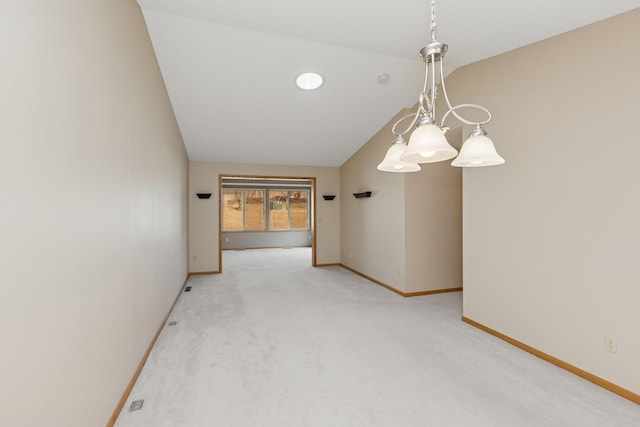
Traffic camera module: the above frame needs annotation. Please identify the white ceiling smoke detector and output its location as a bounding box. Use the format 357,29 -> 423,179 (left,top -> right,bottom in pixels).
377,73 -> 390,84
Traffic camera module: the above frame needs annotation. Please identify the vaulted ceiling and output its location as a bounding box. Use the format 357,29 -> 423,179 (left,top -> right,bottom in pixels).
137,0 -> 639,167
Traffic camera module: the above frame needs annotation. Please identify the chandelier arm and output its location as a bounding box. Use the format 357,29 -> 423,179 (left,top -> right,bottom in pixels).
419,94 -> 429,116
419,61 -> 432,114
422,56 -> 430,94
437,61 -> 492,126
438,55 -> 456,113
430,53 -> 437,118
391,112 -> 421,136
440,103 -> 492,127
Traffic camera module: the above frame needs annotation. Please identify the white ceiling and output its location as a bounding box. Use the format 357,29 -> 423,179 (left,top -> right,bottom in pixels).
137,0 -> 640,167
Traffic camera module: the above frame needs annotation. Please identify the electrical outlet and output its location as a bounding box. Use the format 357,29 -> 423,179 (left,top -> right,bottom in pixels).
605,337 -> 618,353
225,237 -> 229,242
349,251 -> 353,259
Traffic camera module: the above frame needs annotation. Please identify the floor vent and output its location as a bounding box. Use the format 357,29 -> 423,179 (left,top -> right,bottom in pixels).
129,400 -> 144,412
184,286 -> 192,292
168,321 -> 177,326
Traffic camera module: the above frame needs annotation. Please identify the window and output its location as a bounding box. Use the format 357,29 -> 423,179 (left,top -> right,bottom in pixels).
222,188 -> 309,231
244,190 -> 264,229
269,190 -> 289,229
222,189 -> 265,230
269,190 -> 309,230
289,191 -> 308,229
222,190 -> 243,230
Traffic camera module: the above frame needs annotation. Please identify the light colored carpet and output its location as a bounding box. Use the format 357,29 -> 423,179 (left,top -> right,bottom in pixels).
115,248 -> 640,427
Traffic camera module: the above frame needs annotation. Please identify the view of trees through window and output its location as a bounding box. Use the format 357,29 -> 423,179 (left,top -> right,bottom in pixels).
269,191 -> 289,229
222,188 -> 309,231
244,190 -> 264,229
222,190 -> 243,230
289,191 -> 308,229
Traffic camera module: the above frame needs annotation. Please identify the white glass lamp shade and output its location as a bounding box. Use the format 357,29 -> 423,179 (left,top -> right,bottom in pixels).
400,123 -> 458,164
451,134 -> 505,167
377,142 -> 421,172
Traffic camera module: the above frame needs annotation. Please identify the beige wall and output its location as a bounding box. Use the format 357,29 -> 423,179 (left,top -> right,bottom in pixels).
340,108 -> 462,293
189,161 -> 340,271
0,2 -> 188,426
454,9 -> 640,394
405,127 -> 462,293
340,109 -> 409,291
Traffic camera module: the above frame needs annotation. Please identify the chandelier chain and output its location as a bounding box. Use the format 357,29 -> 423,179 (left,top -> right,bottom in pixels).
430,0 -> 437,41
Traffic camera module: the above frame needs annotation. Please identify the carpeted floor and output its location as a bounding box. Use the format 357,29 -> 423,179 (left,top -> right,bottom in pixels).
115,248 -> 640,427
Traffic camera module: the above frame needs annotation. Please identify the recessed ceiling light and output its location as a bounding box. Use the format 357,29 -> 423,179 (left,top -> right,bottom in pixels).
295,72 -> 323,90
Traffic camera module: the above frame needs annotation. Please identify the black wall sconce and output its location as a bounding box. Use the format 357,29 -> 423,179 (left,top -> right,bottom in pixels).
196,193 -> 212,199
322,195 -> 336,201
353,191 -> 372,199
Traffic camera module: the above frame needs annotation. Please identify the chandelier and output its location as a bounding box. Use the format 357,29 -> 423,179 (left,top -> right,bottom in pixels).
377,0 -> 505,172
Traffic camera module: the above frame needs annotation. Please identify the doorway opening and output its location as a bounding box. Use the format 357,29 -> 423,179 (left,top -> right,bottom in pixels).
219,175 -> 317,272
